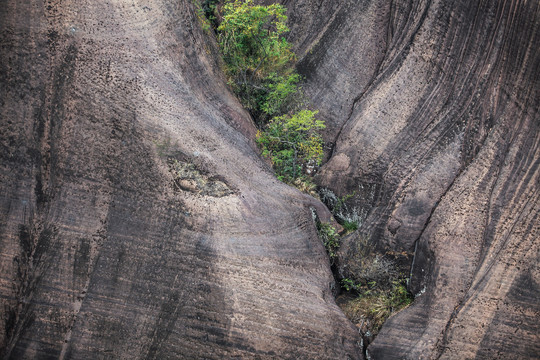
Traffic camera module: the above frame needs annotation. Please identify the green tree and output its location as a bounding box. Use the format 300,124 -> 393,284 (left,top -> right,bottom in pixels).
217,0 -> 296,112
260,72 -> 302,117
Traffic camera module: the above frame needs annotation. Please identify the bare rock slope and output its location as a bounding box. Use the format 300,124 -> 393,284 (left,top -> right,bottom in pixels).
1,0 -> 538,359
0,1 -> 361,358
286,0 -> 539,358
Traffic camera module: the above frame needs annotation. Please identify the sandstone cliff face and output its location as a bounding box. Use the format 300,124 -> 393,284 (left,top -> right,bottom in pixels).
286,0 -> 539,358
0,1 -> 361,358
1,0 -> 538,359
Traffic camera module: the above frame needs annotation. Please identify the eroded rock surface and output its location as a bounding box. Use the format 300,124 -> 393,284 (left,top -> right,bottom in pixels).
0,1 -> 361,358
1,0 -> 538,359
287,0 -> 539,358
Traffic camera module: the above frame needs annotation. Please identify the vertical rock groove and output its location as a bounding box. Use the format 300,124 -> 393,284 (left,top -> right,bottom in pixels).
286,0 -> 538,358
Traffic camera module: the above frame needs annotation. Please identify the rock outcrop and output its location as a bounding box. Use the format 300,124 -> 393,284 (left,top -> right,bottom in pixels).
1,0 -> 538,359
286,0 -> 539,358
0,1 -> 361,358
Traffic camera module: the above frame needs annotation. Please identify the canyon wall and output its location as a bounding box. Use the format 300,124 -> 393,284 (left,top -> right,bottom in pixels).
287,0 -> 539,358
1,0 -> 538,359
0,1 -> 361,358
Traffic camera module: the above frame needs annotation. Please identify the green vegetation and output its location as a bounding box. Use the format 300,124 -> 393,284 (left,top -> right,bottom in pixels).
340,279 -> 413,335
337,235 -> 414,336
315,220 -> 413,336
256,110 -> 324,183
217,0 -> 298,117
341,220 -> 359,232
198,1 -> 414,340
201,0 -> 220,27
316,222 -> 340,263
260,72 -> 302,117
319,188 -> 362,232
193,0 -> 216,32
214,0 -> 325,187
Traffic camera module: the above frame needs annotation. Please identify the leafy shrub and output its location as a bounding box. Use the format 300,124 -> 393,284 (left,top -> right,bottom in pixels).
341,278 -> 357,292
386,280 -> 412,311
260,72 -> 302,117
256,110 -> 325,182
218,0 -> 292,76
218,0 -> 295,112
317,222 -> 340,263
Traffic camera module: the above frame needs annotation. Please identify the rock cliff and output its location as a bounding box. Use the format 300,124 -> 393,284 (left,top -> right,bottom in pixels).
0,1 -> 360,358
287,0 -> 539,358
1,0 -> 538,359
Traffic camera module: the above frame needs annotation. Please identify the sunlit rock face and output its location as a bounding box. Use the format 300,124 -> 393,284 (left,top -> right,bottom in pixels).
1,0 -> 538,359
285,0 -> 539,358
0,1 -> 361,358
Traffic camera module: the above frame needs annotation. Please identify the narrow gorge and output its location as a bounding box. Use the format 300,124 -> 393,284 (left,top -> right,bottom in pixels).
0,0 -> 538,359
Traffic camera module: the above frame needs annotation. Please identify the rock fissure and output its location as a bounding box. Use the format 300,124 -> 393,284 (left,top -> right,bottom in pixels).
1,0 -> 538,359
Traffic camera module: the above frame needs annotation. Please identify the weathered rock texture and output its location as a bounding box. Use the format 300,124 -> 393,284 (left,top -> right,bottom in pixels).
0,1 -> 362,358
286,0 -> 539,358
1,0 -> 539,359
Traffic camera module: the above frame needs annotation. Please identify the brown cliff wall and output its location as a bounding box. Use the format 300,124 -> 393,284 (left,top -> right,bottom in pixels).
1,0 -> 538,359
286,0 -> 539,358
0,1 -> 361,358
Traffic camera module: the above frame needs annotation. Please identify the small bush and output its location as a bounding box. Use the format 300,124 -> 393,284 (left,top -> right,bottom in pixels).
342,220 -> 359,233
256,110 -> 325,183
317,222 -> 340,263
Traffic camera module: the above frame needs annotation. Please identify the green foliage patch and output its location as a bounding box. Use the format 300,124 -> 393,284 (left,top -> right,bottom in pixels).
202,0 -> 220,26
341,220 -> 359,232
218,0 -> 297,115
316,222 -> 340,263
260,72 -> 303,117
256,110 -> 324,182
215,0 -> 325,186
218,0 -> 292,77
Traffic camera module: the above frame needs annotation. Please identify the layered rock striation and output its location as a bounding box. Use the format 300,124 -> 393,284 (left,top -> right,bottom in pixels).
0,1 -> 361,358
287,0 -> 539,358
1,0 -> 538,359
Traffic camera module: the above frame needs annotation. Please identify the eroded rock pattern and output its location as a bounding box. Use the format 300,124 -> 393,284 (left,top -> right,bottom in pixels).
1,0 -> 538,359
287,0 -> 539,358
0,1 -> 361,358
